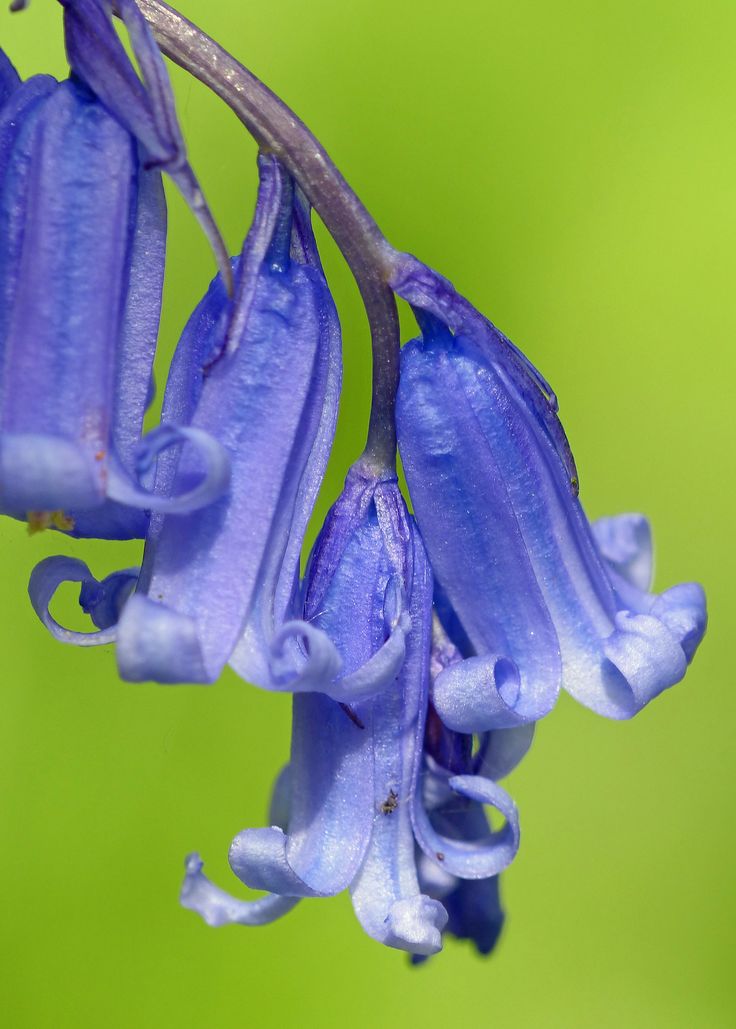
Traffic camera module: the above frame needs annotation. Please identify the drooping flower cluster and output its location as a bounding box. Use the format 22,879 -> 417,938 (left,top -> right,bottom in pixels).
2,0 -> 706,960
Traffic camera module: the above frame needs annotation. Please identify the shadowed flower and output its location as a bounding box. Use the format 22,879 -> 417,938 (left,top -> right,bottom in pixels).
181,464 -> 521,956
0,1 -> 228,537
393,255 -> 707,728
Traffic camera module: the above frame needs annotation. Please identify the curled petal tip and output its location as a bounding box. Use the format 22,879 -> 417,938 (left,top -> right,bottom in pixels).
413,774 -> 521,881
180,852 -> 298,927
386,896 -> 448,956
432,653 -> 548,732
107,424 -> 231,515
28,556 -> 124,646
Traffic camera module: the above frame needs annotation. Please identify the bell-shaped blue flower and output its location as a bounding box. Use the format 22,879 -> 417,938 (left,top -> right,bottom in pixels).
0,3 -> 229,537
180,464 -> 521,956
393,255 -> 706,726
31,154 -> 341,686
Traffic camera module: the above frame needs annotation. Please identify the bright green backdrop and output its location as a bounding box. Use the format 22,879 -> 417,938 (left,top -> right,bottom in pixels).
1,2 -> 733,1027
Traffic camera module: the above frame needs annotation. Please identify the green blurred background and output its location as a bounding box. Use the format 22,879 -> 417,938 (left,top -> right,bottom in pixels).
1,1 -> 733,1026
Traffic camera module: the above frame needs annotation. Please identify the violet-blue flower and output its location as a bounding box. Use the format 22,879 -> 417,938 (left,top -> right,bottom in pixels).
31,153 -> 341,684
112,156 -> 340,684
181,463 -> 521,956
393,256 -> 707,727
0,1 -> 229,537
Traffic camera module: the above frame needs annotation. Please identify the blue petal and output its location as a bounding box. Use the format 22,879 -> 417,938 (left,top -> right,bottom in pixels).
0,76 -> 58,371
593,514 -> 653,592
0,79 -> 135,514
180,854 -> 298,928
28,556 -> 129,646
79,569 -> 138,630
412,773 -> 520,880
230,189 -> 342,687
391,256 -> 577,487
432,653 -> 528,732
114,594 -> 209,683
279,689 -> 374,895
476,725 -> 535,781
0,50 -> 21,108
397,330 -> 561,726
107,424 -> 231,515
415,774 -> 509,959
349,531 -> 448,956
264,606 -> 411,701
228,827 -> 324,898
651,583 -> 707,663
443,872 -> 505,956
68,164 -> 167,540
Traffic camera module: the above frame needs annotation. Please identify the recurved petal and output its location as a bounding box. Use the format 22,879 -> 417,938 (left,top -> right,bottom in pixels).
28,556 -> 123,646
593,514 -> 653,592
600,610 -> 687,710
432,653 -> 528,732
107,424 -> 231,515
415,794 -> 506,958
412,774 -> 520,880
180,854 -> 299,928
79,569 -> 138,630
475,724 -> 535,781
228,828 -> 324,898
264,608 -> 410,702
650,582 -> 707,663
282,691 -> 374,894
114,593 -> 208,683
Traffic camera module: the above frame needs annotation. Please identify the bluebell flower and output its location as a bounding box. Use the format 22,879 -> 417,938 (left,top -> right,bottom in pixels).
180,463 -> 521,956
30,154 -> 341,685
392,255 -> 706,727
0,1 -> 228,537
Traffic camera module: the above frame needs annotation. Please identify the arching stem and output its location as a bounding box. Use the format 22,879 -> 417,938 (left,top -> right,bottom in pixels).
123,0 -> 401,472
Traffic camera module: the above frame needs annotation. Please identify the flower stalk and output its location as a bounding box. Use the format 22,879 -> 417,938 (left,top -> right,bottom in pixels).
120,0 -> 401,471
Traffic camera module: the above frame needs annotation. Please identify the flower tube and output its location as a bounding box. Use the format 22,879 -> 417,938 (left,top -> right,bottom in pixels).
394,255 -> 706,724
0,4 -> 228,536
182,465 -> 520,955
110,154 -> 341,684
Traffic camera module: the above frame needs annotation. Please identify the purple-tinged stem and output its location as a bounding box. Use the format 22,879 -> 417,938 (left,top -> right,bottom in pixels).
124,0 -> 400,471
